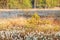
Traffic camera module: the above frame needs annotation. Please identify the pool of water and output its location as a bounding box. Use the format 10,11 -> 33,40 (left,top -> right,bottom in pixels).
0,10 -> 60,18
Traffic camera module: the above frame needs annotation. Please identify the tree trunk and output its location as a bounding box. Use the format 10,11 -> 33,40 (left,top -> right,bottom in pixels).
34,0 -> 36,8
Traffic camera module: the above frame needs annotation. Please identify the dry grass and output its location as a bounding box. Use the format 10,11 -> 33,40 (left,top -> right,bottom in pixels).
0,17 -> 27,30
0,16 -> 60,33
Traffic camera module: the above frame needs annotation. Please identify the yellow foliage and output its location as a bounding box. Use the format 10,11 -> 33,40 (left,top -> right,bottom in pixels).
53,25 -> 60,31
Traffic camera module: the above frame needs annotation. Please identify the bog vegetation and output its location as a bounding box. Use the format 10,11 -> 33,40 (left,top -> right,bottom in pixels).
0,13 -> 60,33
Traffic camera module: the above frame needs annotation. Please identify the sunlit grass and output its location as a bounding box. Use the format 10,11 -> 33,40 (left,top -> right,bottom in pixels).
0,13 -> 60,33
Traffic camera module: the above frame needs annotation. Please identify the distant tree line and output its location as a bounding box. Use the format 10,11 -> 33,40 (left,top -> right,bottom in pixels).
0,0 -> 60,9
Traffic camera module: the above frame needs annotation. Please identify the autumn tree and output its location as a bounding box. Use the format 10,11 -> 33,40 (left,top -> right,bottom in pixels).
22,0 -> 32,9
0,0 -> 60,9
0,0 -> 7,8
36,0 -> 46,8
